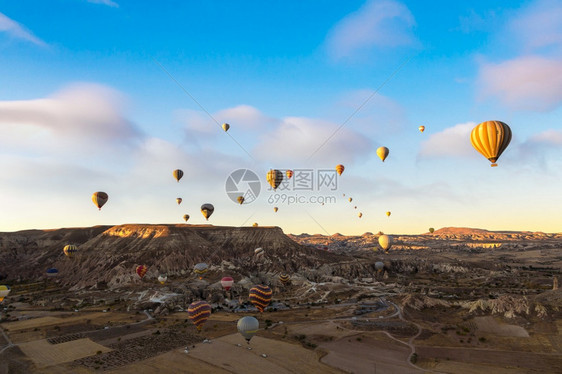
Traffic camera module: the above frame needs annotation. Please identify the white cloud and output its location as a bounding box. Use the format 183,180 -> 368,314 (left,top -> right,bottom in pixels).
0,83 -> 141,157
325,0 -> 416,60
214,105 -> 274,130
87,0 -> 119,7
0,12 -> 45,46
254,116 -> 372,165
478,56 -> 562,111
476,0 -> 562,111
418,122 -> 476,159
529,129 -> 562,145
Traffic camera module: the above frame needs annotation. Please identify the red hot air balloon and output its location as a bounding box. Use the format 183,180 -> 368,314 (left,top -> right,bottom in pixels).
136,265 -> 148,279
221,277 -> 234,291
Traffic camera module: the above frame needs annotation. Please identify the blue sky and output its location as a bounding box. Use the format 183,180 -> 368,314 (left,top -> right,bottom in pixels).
1,0 -> 561,235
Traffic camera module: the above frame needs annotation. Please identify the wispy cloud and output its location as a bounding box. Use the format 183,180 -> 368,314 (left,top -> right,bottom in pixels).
325,0 -> 417,60
476,0 -> 562,111
87,0 -> 119,7
418,122 -> 476,159
0,12 -> 46,46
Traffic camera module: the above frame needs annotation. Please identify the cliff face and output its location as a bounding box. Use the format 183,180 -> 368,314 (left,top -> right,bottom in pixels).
0,224 -> 347,289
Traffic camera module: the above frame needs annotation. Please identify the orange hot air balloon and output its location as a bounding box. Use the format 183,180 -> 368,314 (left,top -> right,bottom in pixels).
249,285 -> 272,312
176,197 -> 182,205
136,265 -> 148,279
266,169 -> 283,190
286,170 -> 293,179
335,164 -> 345,176
92,192 -> 108,210
419,126 -> 425,133
377,147 -> 389,162
273,207 -> 278,213
237,196 -> 245,205
386,211 -> 391,217
188,301 -> 211,331
470,121 -> 512,167
172,169 -> 184,182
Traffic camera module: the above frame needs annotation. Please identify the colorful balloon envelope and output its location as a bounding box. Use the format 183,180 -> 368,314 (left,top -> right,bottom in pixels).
249,285 -> 272,312
286,170 -> 293,179
266,169 -> 283,190
378,235 -> 392,251
63,244 -> 78,258
188,301 -> 212,331
46,268 -> 59,277
358,212 -> 363,218
237,316 -> 259,343
429,227 -> 435,233
222,123 -> 230,132
335,164 -> 345,176
470,120 -> 512,167
375,262 -> 384,272
201,204 -> 214,220
176,197 -> 182,205
221,277 -> 234,291
136,265 -> 148,279
252,222 -> 258,227
278,273 -> 290,286
183,214 -> 190,222
254,247 -> 264,257
194,263 -> 208,279
349,197 -> 352,203
92,191 -> 108,210
172,169 -> 184,182
418,125 -> 425,133
273,207 -> 278,213
386,211 -> 391,217
0,285 -> 11,303
158,274 -> 167,284
237,196 -> 245,205
377,147 -> 389,162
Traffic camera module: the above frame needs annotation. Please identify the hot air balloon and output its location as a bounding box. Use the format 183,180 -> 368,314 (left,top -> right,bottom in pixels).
375,261 -> 384,272
335,164 -> 345,176
221,277 -> 234,291
273,207 -> 278,213
188,301 -> 211,332
46,268 -> 58,277
92,191 -> 108,210
158,274 -> 167,284
286,170 -> 293,179
183,214 -> 190,222
252,222 -> 259,227
266,169 -> 283,190
63,244 -> 78,258
354,206 -> 357,209
249,285 -> 272,312
136,265 -> 148,279
386,211 -> 391,217
172,169 -> 184,182
377,147 -> 389,162
0,285 -> 11,303
194,263 -> 208,279
470,121 -> 512,167
378,235 -> 392,251
349,197 -> 353,203
201,204 -> 214,220
237,196 -> 245,205
279,274 -> 290,286
419,126 -> 425,133
222,123 -> 230,132
429,227 -> 435,233
254,247 -> 264,258
237,316 -> 259,344
176,198 -> 182,205
358,212 -> 363,218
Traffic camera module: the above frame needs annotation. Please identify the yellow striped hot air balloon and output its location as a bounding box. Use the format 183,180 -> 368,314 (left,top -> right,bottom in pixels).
172,169 -> 184,182
136,265 -> 148,279
92,191 -> 108,210
335,164 -> 345,176
419,125 -> 425,133
279,274 -> 290,286
63,244 -> 78,258
286,170 -> 293,179
237,196 -> 245,205
249,285 -> 272,312
237,316 -> 259,344
266,169 -> 283,190
188,301 -> 211,331
470,121 -> 512,167
194,263 -> 208,279
200,204 -> 214,220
